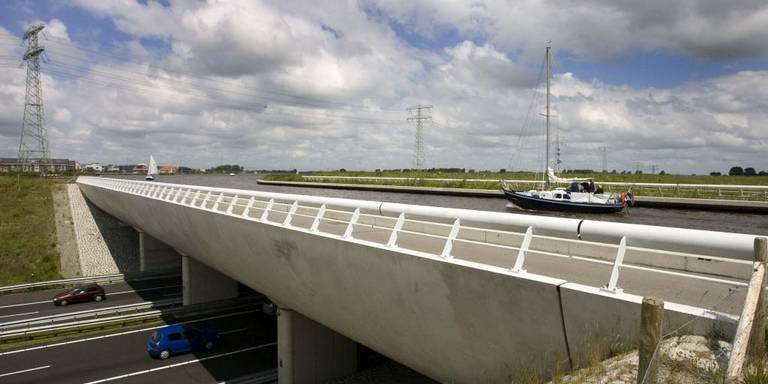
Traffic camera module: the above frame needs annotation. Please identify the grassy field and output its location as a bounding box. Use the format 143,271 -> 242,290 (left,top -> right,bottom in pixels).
0,175 -> 63,285
263,171 -> 768,201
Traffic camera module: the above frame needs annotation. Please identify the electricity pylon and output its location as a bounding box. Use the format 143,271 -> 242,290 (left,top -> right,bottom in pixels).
18,23 -> 50,173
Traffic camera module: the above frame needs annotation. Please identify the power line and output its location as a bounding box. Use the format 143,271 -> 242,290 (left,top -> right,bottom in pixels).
0,35 -> 405,113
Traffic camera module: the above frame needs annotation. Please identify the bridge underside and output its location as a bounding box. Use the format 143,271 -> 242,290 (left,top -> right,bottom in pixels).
78,179 -> 737,382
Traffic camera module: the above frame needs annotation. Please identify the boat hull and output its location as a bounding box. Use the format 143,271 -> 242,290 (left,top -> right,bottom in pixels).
502,189 -> 625,214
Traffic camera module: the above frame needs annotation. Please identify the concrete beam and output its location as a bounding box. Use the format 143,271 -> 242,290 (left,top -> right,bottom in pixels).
138,230 -> 182,273
182,255 -> 238,305
278,308 -> 356,384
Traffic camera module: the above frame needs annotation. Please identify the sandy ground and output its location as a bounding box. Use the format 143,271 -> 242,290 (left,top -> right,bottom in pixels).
52,184 -> 81,278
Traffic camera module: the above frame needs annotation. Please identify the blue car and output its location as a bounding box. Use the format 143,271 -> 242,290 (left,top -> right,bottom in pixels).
147,324 -> 219,360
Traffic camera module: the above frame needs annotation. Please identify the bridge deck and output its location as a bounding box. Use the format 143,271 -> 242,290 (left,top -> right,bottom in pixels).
76,177 -> 758,382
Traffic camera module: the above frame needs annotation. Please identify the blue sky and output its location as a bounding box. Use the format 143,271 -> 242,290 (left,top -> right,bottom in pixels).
0,0 -> 765,173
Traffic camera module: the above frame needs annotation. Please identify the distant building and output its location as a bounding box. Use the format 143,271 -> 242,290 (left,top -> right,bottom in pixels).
0,158 -> 77,173
105,165 -> 120,172
178,166 -> 192,174
159,166 -> 176,175
117,165 -> 134,173
134,163 -> 148,173
83,163 -> 103,172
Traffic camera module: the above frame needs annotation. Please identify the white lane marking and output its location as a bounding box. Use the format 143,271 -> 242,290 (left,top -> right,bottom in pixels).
0,285 -> 183,309
0,309 -> 258,356
219,327 -> 247,335
83,343 -> 276,384
0,311 -> 39,319
0,365 -> 51,378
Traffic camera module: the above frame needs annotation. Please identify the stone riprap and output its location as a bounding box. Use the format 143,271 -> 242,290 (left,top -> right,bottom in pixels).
67,184 -> 139,275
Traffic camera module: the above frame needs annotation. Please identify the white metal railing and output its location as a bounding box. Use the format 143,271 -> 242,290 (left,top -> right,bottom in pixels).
296,175 -> 768,200
77,177 -> 762,302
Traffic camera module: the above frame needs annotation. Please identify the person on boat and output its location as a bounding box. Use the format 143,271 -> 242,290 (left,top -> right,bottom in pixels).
595,184 -> 604,194
569,181 -> 580,192
620,187 -> 636,206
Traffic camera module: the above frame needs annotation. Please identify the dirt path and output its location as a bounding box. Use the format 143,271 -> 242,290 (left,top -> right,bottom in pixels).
52,184 -> 81,278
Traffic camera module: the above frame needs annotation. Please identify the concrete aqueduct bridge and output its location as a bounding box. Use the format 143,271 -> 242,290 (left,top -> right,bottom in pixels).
76,176 -> 760,383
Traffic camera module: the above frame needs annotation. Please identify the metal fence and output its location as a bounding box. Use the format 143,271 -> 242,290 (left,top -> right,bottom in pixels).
299,175 -> 768,201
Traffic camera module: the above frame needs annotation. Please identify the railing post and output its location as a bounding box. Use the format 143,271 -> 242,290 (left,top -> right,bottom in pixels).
343,208 -> 360,239
386,213 -> 405,248
212,193 -> 224,211
726,237 -> 768,381
637,296 -> 664,384
283,201 -> 298,226
179,189 -> 191,204
260,198 -> 274,221
199,191 -> 211,208
242,196 -> 255,218
440,219 -> 461,259
749,237 -> 768,358
311,204 -> 326,232
602,236 -> 627,293
511,226 -> 533,273
226,195 -> 239,214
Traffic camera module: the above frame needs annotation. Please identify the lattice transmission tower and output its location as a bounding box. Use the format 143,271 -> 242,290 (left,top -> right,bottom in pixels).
406,105 -> 432,169
17,23 -> 50,173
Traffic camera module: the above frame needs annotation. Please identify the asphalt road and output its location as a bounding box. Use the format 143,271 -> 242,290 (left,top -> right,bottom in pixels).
0,309 -> 276,384
0,276 -> 183,323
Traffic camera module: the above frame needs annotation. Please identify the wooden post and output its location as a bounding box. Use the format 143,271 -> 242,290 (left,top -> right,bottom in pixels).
726,237 -> 768,382
748,237 -> 768,359
637,296 -> 664,384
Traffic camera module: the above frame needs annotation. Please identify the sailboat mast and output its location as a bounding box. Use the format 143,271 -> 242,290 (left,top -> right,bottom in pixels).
544,44 -> 551,188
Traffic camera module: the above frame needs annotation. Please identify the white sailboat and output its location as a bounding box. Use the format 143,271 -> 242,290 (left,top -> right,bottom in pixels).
501,44 -> 630,213
146,155 -> 158,181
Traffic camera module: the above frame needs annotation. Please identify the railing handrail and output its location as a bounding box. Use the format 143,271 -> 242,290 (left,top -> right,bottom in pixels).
299,175 -> 768,190
77,176 -> 759,260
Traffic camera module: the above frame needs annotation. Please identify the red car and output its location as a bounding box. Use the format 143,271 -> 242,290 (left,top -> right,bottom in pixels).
52,283 -> 106,306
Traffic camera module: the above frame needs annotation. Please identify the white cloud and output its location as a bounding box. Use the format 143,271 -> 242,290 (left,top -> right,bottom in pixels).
0,1 -> 764,175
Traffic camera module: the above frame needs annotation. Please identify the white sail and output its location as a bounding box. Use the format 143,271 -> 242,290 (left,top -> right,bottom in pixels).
148,155 -> 158,176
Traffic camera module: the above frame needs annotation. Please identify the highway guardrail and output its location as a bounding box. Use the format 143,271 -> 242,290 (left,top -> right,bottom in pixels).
0,271 -> 180,295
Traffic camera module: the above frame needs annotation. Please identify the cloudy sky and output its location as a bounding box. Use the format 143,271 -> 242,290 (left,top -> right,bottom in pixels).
0,0 -> 766,173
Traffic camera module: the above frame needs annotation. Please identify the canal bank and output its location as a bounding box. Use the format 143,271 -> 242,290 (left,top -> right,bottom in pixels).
256,179 -> 768,214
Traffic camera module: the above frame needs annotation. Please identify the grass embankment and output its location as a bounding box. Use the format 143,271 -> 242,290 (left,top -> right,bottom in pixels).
0,175 -> 63,285
263,172 -> 768,200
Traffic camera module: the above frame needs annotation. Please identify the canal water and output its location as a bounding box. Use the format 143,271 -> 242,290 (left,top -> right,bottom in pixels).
111,174 -> 767,235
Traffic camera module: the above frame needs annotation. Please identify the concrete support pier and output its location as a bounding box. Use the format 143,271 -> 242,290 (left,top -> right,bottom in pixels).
138,231 -> 182,273
278,308 -> 357,384
182,255 -> 238,305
